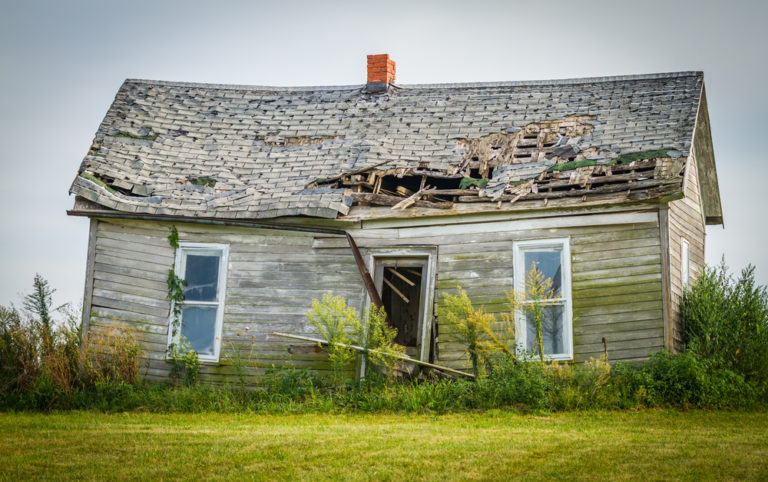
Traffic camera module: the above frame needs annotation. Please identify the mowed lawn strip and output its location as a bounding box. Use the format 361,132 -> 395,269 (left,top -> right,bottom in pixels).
1,410 -> 767,480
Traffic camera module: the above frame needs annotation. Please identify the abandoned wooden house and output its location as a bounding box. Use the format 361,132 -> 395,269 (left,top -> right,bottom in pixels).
68,54 -> 722,381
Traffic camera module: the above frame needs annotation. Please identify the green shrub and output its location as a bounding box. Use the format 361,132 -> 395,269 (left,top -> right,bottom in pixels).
701,368 -> 756,408
69,381 -> 140,412
608,351 -> 761,409
644,350 -> 707,407
547,357 -> 616,410
609,361 -> 653,408
479,358 -> 548,409
28,373 -> 64,411
263,366 -> 324,401
681,262 -> 768,395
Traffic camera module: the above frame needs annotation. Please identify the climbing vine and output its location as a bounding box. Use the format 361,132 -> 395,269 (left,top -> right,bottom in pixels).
166,226 -> 185,343
165,225 -> 200,386
167,225 -> 180,249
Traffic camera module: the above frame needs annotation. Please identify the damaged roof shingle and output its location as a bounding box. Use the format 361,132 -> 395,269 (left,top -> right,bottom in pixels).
69,72 -> 703,219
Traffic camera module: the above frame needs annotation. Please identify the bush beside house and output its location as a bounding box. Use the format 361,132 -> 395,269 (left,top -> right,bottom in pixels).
1,264 -> 766,413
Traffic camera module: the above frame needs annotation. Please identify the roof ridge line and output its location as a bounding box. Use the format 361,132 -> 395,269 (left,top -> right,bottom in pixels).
402,71 -> 703,89
124,79 -> 365,92
124,71 -> 703,92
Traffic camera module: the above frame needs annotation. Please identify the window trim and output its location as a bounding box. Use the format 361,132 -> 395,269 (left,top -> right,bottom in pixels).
166,242 -> 229,363
681,237 -> 690,287
513,238 -> 573,361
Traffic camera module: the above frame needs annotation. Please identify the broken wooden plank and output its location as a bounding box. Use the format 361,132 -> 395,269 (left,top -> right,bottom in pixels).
350,192 -> 452,209
270,332 -> 475,379
317,160 -> 391,185
392,188 -> 431,210
387,267 -> 416,286
383,276 -> 410,303
457,178 -> 681,203
409,169 -> 465,179
541,170 -> 657,189
396,185 -> 414,197
426,189 -> 481,196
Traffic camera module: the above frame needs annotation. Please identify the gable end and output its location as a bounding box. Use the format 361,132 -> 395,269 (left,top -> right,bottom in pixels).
693,85 -> 723,225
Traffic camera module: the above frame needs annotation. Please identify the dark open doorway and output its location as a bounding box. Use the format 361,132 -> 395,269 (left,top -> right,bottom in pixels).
367,249 -> 436,369
380,265 -> 423,358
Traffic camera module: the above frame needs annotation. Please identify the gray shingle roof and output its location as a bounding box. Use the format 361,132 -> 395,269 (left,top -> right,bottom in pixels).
69,72 -> 703,219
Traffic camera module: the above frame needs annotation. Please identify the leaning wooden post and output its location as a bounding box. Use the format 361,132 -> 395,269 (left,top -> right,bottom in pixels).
345,232 -> 390,324
346,232 -> 392,379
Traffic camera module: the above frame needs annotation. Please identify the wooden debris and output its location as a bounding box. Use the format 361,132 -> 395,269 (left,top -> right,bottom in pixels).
270,332 -> 475,379
350,192 -> 452,209
312,150 -> 684,212
396,185 -> 414,197
392,188 -> 435,210
316,160 -> 390,186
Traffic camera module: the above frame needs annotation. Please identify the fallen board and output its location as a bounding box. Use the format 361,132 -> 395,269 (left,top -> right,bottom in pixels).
270,332 -> 475,379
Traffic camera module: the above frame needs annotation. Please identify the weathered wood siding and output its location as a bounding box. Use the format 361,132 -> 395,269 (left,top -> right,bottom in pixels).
85,208 -> 665,383
88,219 -> 362,383
666,155 -> 707,351
357,212 -> 664,366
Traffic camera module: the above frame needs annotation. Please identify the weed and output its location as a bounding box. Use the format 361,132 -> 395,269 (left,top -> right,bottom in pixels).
168,337 -> 201,387
459,177 -> 489,189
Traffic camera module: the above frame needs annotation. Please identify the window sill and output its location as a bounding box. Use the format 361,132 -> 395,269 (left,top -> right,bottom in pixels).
520,354 -> 573,362
164,356 -> 221,365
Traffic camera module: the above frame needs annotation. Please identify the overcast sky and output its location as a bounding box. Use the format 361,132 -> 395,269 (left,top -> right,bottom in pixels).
1,0 -> 766,309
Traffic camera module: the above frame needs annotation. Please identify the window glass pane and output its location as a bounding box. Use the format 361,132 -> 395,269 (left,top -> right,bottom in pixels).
681,240 -> 690,286
523,249 -> 562,294
525,304 -> 564,355
180,305 -> 217,356
184,253 -> 220,301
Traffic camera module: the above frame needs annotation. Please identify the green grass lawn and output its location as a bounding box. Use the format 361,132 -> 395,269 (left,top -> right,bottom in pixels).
1,410 -> 767,480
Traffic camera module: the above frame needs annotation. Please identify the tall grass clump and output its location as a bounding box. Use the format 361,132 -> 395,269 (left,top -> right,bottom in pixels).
0,276 -> 142,410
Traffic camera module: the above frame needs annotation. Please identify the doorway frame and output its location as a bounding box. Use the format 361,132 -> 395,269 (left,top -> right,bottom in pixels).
362,247 -> 438,364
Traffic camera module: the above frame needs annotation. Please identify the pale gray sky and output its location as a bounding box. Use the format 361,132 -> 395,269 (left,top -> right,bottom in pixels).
1,0 -> 766,308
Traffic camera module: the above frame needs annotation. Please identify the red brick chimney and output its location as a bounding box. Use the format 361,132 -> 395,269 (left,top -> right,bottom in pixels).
367,54 -> 396,86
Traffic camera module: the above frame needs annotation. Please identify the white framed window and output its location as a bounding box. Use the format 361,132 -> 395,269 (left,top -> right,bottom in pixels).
513,238 -> 573,361
681,238 -> 690,287
167,242 -> 229,363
